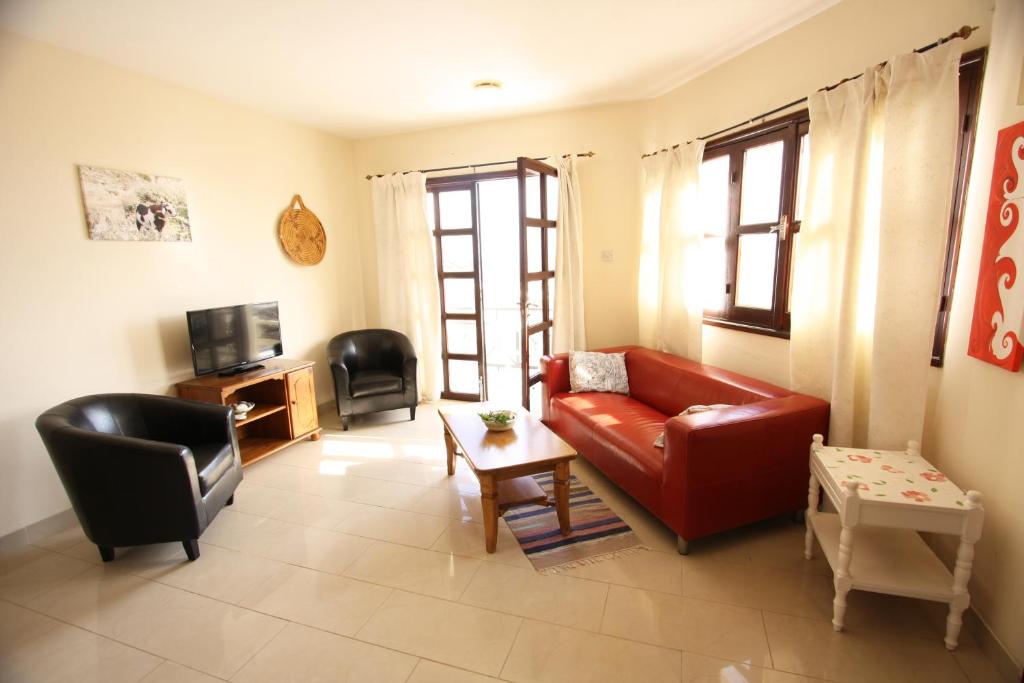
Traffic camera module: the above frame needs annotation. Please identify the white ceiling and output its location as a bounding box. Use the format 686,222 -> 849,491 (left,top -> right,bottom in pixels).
0,0 -> 837,138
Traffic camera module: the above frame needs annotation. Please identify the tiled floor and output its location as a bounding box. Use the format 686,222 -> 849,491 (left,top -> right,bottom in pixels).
0,401 -> 1011,682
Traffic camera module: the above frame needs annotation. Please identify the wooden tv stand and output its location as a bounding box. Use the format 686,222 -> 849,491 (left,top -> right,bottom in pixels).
176,358 -> 322,467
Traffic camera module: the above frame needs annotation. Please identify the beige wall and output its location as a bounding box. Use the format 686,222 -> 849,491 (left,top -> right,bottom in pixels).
0,32 -> 365,537
924,0 -> 1024,670
353,101 -> 646,350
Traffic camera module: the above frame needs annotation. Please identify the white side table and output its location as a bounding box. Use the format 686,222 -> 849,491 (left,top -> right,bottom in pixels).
804,434 -> 984,650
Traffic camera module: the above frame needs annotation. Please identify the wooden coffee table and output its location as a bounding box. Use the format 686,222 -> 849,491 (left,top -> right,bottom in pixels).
439,408 -> 576,553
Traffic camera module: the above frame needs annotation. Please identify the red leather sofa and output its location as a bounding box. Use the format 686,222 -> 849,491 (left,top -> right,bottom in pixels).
541,346 -> 829,553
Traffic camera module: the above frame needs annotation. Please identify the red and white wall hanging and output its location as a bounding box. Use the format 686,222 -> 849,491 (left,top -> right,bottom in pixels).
968,120 -> 1024,371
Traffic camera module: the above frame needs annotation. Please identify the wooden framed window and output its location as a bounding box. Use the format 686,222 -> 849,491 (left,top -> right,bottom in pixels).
700,111 -> 807,336
700,49 -> 985,350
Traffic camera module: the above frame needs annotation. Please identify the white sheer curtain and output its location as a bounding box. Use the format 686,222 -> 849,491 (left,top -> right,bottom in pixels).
552,154 -> 586,353
789,40 -> 963,448
371,172 -> 442,401
638,142 -> 707,360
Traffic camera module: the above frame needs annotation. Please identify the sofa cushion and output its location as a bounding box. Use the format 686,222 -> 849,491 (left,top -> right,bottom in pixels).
625,348 -> 785,416
192,443 -> 234,495
569,351 -> 629,394
550,391 -> 666,513
350,371 -> 403,398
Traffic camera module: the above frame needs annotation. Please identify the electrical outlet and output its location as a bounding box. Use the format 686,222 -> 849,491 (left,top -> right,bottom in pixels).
601,249 -> 614,262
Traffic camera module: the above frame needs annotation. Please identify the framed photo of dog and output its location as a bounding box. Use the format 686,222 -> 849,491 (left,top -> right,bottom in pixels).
78,165 -> 191,242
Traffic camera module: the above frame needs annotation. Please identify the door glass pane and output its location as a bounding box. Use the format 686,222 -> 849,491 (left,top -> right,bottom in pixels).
527,280 -> 543,326
443,278 -> 476,313
547,278 -> 556,321
445,319 -> 477,355
735,233 -> 778,309
700,155 -> 730,236
525,172 -> 541,219
440,235 -> 474,273
546,227 -> 557,271
739,140 -> 784,225
527,333 -> 544,375
527,226 -> 543,273
795,134 -> 810,222
448,359 -> 479,395
702,237 -> 727,312
546,174 -> 559,221
439,190 -> 472,229
529,380 -> 543,417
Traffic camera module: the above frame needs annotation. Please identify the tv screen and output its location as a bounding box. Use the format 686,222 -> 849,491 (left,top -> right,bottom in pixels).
186,302 -> 283,376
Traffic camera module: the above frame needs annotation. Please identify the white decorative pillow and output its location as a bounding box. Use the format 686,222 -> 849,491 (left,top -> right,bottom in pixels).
569,351 -> 629,395
653,404 -> 734,448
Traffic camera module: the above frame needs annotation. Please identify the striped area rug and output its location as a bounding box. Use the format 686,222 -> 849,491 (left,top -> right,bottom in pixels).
503,472 -> 645,573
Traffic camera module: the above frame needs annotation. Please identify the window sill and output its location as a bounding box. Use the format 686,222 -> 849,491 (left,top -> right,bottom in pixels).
702,317 -> 791,340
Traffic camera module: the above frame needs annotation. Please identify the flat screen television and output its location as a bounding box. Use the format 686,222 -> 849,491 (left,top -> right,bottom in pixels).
186,301 -> 283,376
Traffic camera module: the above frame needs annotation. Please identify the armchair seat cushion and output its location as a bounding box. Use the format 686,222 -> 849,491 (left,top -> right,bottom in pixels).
193,443 -> 234,494
350,371 -> 403,398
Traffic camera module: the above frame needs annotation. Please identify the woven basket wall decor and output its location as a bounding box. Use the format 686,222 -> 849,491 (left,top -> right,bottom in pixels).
278,194 -> 326,265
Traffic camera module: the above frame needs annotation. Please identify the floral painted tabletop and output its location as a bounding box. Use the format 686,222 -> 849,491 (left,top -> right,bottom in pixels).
814,445 -> 967,511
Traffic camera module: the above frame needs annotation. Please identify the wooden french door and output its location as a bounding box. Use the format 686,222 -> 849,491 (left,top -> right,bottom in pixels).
428,182 -> 487,401
517,158 -> 558,411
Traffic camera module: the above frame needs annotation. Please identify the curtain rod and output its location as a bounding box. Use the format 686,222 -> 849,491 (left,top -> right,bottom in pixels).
640,24 -> 979,159
365,151 -> 595,180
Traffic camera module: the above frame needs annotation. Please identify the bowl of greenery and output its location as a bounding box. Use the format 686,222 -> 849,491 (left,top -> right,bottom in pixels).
478,409 -> 517,432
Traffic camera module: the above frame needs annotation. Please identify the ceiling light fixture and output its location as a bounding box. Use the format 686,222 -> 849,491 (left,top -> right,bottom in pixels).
473,79 -> 503,91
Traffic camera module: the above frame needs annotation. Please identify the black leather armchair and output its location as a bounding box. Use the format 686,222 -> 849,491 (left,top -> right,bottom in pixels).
327,329 -> 418,430
35,394 -> 242,563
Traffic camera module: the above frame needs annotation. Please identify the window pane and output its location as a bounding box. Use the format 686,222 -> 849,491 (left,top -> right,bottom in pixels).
546,174 -> 559,221
702,237 -> 727,312
795,134 -> 810,222
700,155 -> 730,236
443,278 -> 476,313
735,233 -> 778,310
525,172 -> 541,219
739,140 -> 784,225
445,319 -> 477,355
440,235 -> 474,272
439,190 -> 472,229
527,226 -> 542,273
448,359 -> 479,395
527,280 -> 543,326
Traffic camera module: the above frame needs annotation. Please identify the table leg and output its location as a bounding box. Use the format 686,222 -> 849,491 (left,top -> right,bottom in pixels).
805,470 -> 819,560
480,474 -> 499,553
553,461 -> 572,536
833,523 -> 854,631
443,428 -> 456,476
945,531 -> 978,649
